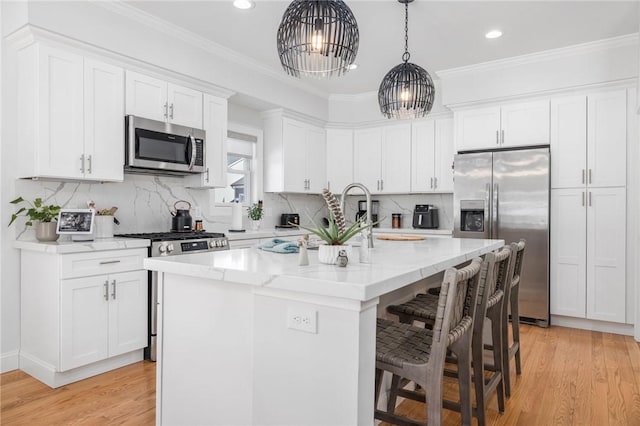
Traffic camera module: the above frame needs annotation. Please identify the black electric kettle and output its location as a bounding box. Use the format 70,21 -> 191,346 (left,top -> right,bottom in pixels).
171,200 -> 192,231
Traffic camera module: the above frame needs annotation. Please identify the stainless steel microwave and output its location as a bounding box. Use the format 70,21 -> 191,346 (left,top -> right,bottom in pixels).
125,115 -> 205,176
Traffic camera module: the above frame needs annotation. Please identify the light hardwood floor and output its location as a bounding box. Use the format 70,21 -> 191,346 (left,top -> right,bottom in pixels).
1,325 -> 640,425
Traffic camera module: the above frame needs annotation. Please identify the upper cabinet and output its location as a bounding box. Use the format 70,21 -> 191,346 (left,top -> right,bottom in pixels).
125,71 -> 203,129
353,124 -> 411,194
17,44 -> 124,182
455,99 -> 550,151
263,114 -> 326,194
550,90 -> 627,189
185,94 -> 228,188
325,129 -> 354,194
411,118 -> 454,193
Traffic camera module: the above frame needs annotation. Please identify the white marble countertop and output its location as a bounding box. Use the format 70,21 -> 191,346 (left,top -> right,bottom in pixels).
226,227 -> 452,241
14,237 -> 151,254
145,237 -> 503,301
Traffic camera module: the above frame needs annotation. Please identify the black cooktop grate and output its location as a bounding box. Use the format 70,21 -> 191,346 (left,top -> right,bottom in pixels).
116,232 -> 226,242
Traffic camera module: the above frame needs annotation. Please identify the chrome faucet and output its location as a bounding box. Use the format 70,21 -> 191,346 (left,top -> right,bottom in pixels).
339,182 -> 374,248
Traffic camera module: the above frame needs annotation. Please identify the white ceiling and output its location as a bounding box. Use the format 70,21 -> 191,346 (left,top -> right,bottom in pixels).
126,0 -> 639,96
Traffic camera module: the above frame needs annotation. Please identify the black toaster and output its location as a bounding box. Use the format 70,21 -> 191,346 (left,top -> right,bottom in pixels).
412,205 -> 439,229
281,213 -> 300,226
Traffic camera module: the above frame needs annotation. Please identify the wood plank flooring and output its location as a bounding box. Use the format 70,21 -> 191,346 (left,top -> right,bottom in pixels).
1,325 -> 639,425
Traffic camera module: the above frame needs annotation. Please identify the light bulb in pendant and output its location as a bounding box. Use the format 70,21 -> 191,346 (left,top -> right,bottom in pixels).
400,87 -> 411,102
311,18 -> 324,51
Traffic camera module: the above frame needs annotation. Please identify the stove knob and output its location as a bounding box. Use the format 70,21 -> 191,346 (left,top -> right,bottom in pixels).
158,245 -> 168,254
167,243 -> 175,253
221,240 -> 227,247
209,240 -> 217,248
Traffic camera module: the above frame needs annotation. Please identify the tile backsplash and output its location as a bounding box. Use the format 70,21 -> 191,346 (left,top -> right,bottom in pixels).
12,175 -> 452,239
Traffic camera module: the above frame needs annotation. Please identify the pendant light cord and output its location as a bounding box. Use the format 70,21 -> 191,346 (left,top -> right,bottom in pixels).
402,2 -> 410,63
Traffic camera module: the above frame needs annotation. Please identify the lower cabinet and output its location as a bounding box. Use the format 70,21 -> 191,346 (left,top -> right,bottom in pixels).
19,247 -> 148,387
550,187 -> 626,323
60,270 -> 147,371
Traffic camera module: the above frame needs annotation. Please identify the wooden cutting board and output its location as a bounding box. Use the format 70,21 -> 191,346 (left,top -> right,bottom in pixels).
376,234 -> 426,241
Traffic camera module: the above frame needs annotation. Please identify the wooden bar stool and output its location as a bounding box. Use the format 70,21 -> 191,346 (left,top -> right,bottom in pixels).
375,257 -> 484,426
503,239 -> 526,397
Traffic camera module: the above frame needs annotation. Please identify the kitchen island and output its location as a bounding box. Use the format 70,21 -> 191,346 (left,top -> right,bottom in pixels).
145,237 -> 503,425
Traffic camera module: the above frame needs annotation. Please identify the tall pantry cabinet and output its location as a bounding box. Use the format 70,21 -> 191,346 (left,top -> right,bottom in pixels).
550,89 -> 628,323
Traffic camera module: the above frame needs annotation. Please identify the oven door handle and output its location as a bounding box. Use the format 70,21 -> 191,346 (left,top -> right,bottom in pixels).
187,134 -> 196,170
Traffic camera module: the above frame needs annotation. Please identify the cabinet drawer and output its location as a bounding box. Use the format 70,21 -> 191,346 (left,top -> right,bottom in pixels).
60,248 -> 147,279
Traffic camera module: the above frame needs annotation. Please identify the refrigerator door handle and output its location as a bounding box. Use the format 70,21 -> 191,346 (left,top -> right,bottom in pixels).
493,183 -> 499,239
485,182 -> 492,237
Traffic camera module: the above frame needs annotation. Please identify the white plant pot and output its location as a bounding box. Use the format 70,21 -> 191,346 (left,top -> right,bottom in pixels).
318,244 -> 353,265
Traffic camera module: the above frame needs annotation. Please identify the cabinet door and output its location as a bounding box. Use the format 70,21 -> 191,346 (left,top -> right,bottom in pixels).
84,59 -> 125,182
381,124 -> 411,193
500,100 -> 550,147
587,90 -> 627,187
454,106 -> 500,152
306,126 -> 326,193
125,71 -> 167,122
434,118 -> 454,192
37,46 -> 84,179
187,94 -> 228,188
60,276 -> 110,371
550,95 -> 587,189
282,119 -> 308,192
550,189 -> 587,318
353,128 -> 382,192
167,83 -> 203,129
108,270 -> 148,357
411,120 -> 435,192
326,129 -> 354,193
586,187 -> 626,323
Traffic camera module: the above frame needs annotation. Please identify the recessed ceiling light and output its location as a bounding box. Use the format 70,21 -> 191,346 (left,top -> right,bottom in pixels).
233,0 -> 255,10
348,63 -> 358,70
485,30 -> 503,39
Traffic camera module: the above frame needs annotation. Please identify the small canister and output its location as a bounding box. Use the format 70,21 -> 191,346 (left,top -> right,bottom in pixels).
195,220 -> 203,231
392,213 -> 402,229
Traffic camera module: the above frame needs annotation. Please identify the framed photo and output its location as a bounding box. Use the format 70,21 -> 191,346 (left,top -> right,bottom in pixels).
56,209 -> 95,235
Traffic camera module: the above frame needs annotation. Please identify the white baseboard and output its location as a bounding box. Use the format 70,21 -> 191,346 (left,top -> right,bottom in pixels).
551,315 -> 635,336
19,350 -> 143,388
1,350 -> 19,373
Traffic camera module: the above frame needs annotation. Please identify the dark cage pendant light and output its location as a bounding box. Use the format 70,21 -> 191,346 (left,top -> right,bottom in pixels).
378,0 -> 434,119
277,0 -> 359,78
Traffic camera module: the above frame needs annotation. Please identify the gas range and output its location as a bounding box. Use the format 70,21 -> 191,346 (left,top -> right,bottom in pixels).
116,231 -> 229,257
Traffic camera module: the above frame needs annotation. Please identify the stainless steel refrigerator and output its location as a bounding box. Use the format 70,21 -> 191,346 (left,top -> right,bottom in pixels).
453,147 -> 550,326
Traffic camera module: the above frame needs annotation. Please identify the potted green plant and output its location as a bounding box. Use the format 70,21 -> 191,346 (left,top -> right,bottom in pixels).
247,200 -> 264,230
297,189 -> 374,264
8,197 -> 61,242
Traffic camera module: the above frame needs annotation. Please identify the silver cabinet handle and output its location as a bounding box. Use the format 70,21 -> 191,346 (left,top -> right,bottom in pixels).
205,168 -> 210,183
104,280 -> 109,301
582,192 -> 585,206
111,279 -> 117,300
99,260 -> 121,265
80,154 -> 85,173
434,177 -> 438,189
582,169 -> 585,184
496,130 -> 499,145
164,102 -> 168,119
501,129 -> 505,145
430,177 -> 433,189
588,169 -> 592,184
380,180 -> 384,191
376,180 -> 380,191
87,155 -> 92,174
588,191 -> 592,206
169,103 -> 174,120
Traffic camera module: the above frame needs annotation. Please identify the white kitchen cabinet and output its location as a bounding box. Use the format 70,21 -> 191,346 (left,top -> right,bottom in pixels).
186,94 -> 228,188
550,187 -> 626,323
326,128 -> 354,194
551,90 -> 627,189
20,247 -> 148,387
353,124 -> 411,194
126,70 -> 203,129
263,115 -> 326,193
17,44 -> 124,182
455,100 -> 549,151
411,118 -> 454,192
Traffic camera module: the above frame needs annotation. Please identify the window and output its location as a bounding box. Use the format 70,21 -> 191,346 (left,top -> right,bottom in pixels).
213,131 -> 258,204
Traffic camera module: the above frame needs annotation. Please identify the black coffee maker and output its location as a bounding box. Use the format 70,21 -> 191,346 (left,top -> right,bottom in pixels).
355,200 -> 379,228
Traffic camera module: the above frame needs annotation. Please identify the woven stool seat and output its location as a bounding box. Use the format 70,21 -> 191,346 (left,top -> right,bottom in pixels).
386,293 -> 439,322
376,319 -> 434,368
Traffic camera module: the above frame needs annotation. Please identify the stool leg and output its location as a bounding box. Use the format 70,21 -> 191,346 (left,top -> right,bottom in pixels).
490,315 -> 505,413
374,368 -> 383,408
454,342 -> 473,426
502,303 -> 512,397
387,374 -> 401,413
511,285 -> 522,375
472,329 -> 486,426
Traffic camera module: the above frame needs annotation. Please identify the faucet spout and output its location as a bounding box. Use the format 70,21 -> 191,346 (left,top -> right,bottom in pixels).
339,183 -> 374,248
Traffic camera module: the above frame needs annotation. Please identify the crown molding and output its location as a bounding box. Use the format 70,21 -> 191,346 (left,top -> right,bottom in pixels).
436,33 -> 639,79
261,108 -> 327,128
95,0 -> 329,100
326,110 -> 454,130
328,91 -> 378,103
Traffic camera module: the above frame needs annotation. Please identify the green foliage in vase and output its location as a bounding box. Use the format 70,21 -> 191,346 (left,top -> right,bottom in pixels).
298,211 -> 373,246
247,200 -> 264,221
8,197 -> 61,227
